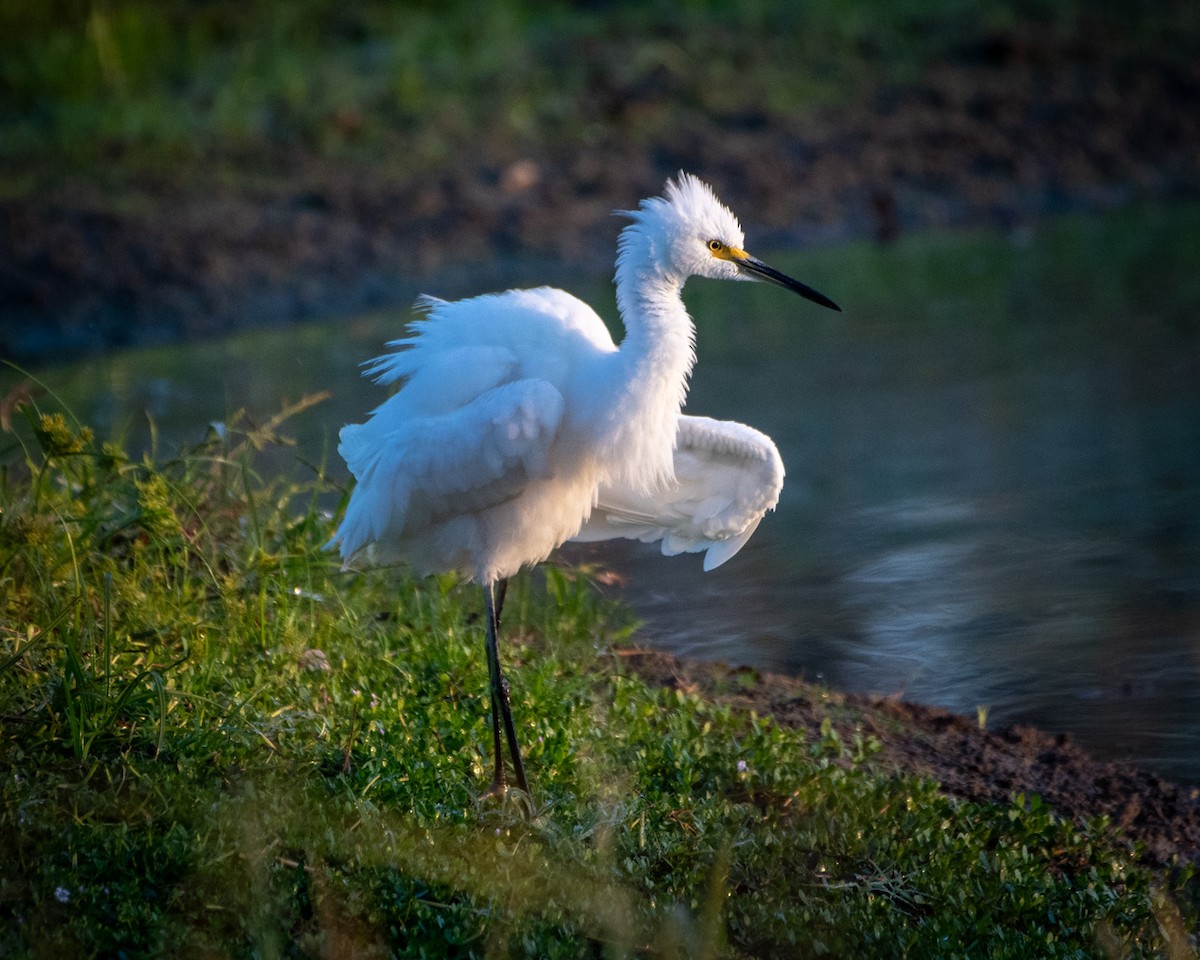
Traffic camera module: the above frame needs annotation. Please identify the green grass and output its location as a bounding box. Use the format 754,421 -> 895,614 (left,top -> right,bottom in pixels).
0,385 -> 1196,957
3,0 -> 1197,181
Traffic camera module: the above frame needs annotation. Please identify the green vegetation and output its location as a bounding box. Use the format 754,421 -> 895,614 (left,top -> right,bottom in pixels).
3,0 -> 1197,181
1,386 -> 1197,956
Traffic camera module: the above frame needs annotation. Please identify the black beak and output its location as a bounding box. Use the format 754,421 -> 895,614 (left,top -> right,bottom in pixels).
736,254 -> 841,312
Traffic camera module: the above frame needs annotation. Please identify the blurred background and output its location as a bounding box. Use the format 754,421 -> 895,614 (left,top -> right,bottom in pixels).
2,0 -> 1198,358
2,0 -> 1199,778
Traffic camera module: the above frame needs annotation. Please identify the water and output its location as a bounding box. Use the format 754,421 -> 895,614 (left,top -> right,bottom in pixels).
13,202 -> 1200,781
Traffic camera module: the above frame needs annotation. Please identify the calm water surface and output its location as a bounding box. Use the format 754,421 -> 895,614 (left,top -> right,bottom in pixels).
22,203 -> 1200,781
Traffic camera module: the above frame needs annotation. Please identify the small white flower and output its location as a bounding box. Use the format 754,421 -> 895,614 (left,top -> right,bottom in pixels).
737,760 -> 748,773
54,887 -> 70,903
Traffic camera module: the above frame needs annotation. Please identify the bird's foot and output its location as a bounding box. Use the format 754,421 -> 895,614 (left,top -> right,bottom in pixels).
481,777 -> 509,804
478,778 -> 536,819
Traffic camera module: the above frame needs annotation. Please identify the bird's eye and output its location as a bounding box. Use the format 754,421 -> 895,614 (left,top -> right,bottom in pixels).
708,239 -> 722,252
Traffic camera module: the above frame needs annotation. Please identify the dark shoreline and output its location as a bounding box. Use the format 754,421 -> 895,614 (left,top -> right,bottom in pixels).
623,651 -> 1200,870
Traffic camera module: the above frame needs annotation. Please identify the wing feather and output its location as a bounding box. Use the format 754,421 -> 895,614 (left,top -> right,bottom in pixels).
364,287 -> 616,388
572,415 -> 784,571
331,285 -> 614,571
330,379 -> 565,564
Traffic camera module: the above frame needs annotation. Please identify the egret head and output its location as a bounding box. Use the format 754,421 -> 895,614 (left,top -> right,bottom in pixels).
617,172 -> 841,311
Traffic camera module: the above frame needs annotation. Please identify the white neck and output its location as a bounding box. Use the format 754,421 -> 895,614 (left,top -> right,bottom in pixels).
606,231 -> 697,490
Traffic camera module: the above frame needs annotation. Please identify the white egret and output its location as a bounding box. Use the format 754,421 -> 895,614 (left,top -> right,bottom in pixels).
329,173 -> 840,801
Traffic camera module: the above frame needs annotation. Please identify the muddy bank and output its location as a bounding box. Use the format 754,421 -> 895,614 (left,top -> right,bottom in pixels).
621,650 -> 1200,871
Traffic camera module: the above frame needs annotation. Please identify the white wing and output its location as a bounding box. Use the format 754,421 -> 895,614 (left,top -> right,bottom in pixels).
364,287 -> 616,395
330,378 -> 565,566
329,287 -> 616,572
572,415 -> 784,571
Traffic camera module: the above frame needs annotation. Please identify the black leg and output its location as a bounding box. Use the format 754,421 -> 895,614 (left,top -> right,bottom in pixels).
483,579 -> 530,800
484,582 -> 507,796
488,675 -> 506,795
494,577 -> 508,625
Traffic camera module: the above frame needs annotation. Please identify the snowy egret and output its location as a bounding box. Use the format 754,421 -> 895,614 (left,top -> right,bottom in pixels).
329,172 -> 840,801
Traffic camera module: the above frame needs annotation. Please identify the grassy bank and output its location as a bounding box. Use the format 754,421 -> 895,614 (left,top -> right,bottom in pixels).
1,389 -> 1196,956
